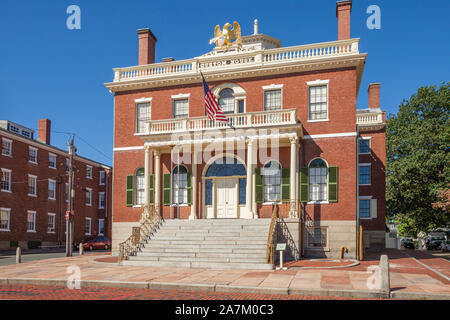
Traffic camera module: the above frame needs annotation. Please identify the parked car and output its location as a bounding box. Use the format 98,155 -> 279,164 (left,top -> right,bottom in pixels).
426,237 -> 445,250
74,236 -> 111,251
440,240 -> 450,252
401,238 -> 415,249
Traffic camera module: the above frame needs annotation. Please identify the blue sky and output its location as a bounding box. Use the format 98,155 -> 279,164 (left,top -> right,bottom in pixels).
1,0 -> 449,166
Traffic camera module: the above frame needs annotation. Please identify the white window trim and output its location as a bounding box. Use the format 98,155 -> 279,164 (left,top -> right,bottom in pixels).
262,85 -> 283,111
307,79 -> 329,121
99,171 -> 105,185
48,179 -> 56,200
134,97 -> 152,103
28,174 -> 37,197
28,146 -> 38,164
27,210 -> 36,232
2,138 -> 12,157
47,213 -> 56,233
1,168 -> 12,193
85,188 -> 92,206
98,219 -> 105,236
98,192 -> 105,209
0,208 -> 11,231
171,93 -> 191,99
86,165 -> 93,179
85,217 -> 92,235
359,137 -> 372,155
172,97 -> 190,119
307,201 -> 330,205
359,197 -> 373,220
359,163 -> 372,186
48,153 -> 57,169
135,100 -> 152,134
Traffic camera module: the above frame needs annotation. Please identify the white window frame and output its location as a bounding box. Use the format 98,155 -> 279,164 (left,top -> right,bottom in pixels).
262,160 -> 282,204
28,146 -> 38,164
262,84 -> 283,111
359,137 -> 372,155
48,179 -> 56,200
28,174 -> 37,197
86,165 -> 93,179
48,153 -> 57,169
99,171 -> 105,185
135,98 -> 152,134
98,219 -> 105,236
307,79 -> 330,122
47,213 -> 56,233
98,192 -> 105,209
172,96 -> 190,119
85,188 -> 92,206
2,138 -> 12,157
85,217 -> 92,235
27,210 -> 36,232
307,158 -> 329,204
1,168 -> 12,193
359,196 -> 377,219
0,208 -> 11,231
359,163 -> 372,186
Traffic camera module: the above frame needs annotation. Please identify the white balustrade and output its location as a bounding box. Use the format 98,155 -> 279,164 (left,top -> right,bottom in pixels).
113,39 -> 360,83
145,109 -> 297,135
356,112 -> 384,126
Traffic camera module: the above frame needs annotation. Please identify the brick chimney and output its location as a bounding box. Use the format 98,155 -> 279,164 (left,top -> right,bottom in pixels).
138,28 -> 157,65
38,119 -> 51,145
336,0 -> 352,40
368,83 -> 381,109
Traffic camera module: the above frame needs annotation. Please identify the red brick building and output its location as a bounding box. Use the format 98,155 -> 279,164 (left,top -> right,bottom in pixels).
106,0 -> 386,259
0,119 -> 112,250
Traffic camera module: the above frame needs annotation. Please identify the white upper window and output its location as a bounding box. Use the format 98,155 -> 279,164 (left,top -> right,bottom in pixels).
27,211 -> 36,232
173,99 -> 189,119
0,208 -> 10,231
29,147 -> 37,163
86,165 -> 93,179
218,88 -> 235,114
85,218 -> 92,235
48,179 -> 56,200
1,169 -> 11,192
28,175 -> 37,197
85,188 -> 92,206
2,138 -> 12,157
98,219 -> 105,236
99,171 -> 105,185
308,80 -> 329,121
48,213 -> 56,233
136,102 -> 151,133
99,192 -> 105,209
49,153 -> 56,169
263,86 -> 283,111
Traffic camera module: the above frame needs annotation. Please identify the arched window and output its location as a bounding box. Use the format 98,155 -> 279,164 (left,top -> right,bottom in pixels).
263,161 -> 282,202
135,168 -> 145,205
218,88 -> 235,114
172,166 -> 188,205
309,159 -> 328,201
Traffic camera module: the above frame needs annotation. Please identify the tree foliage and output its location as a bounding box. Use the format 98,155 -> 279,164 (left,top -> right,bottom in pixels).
386,82 -> 449,236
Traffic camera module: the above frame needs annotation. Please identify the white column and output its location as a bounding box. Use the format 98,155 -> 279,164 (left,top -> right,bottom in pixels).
189,151 -> 197,220
154,149 -> 161,215
144,146 -> 151,208
289,137 -> 299,218
246,139 -> 254,218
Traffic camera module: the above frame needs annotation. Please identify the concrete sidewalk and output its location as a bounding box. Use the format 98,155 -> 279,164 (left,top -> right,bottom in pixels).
0,249 -> 448,300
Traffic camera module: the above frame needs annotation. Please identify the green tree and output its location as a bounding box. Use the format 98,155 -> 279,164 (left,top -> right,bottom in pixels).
386,82 -> 450,237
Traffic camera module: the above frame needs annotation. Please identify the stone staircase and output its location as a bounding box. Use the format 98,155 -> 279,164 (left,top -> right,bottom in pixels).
120,219 -> 274,270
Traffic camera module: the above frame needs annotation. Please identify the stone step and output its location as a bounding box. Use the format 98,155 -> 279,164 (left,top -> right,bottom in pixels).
147,239 -> 266,245
136,252 -> 265,259
141,244 -> 266,251
151,235 -> 267,241
120,260 -> 274,270
158,227 -> 269,233
129,255 -> 267,264
163,219 -> 270,226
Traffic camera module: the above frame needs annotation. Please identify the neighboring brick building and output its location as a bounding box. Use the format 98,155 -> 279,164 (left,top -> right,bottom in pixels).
106,0 -> 386,259
0,119 -> 112,250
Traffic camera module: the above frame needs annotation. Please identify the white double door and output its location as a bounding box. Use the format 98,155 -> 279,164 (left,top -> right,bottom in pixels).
216,178 -> 238,219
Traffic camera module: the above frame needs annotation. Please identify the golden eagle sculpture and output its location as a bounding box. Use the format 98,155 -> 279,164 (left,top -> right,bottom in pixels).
209,22 -> 242,49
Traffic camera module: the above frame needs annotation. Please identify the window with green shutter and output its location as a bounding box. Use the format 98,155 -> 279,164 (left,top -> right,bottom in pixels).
187,171 -> 192,205
126,175 -> 134,207
255,168 -> 263,203
328,166 -> 338,202
163,173 -> 171,205
299,167 -> 309,202
149,175 -> 154,204
281,168 -> 290,201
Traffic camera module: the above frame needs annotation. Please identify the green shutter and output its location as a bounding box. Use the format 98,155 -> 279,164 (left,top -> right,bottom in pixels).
299,167 -> 309,203
255,168 -> 263,203
149,175 -> 154,204
126,175 -> 134,207
329,166 -> 338,202
187,172 -> 192,205
163,173 -> 171,205
281,168 -> 290,201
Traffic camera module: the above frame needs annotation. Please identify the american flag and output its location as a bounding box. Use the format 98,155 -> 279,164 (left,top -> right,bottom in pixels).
201,73 -> 228,122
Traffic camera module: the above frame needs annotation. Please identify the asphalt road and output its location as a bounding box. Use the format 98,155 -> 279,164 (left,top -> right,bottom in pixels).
0,249 -> 110,266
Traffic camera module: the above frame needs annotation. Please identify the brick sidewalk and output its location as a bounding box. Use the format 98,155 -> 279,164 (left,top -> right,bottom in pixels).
0,249 -> 448,299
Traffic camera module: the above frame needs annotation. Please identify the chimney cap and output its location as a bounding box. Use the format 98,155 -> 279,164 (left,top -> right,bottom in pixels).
162,57 -> 175,62
336,0 -> 352,17
137,28 -> 157,42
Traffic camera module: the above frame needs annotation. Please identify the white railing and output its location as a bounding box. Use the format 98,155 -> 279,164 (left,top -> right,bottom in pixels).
356,112 -> 384,126
145,109 -> 297,135
113,39 -> 360,83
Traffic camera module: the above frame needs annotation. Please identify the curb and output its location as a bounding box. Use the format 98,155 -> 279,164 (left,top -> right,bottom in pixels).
390,291 -> 450,300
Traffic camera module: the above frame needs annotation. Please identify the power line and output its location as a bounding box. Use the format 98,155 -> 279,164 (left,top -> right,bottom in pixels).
74,134 -> 112,161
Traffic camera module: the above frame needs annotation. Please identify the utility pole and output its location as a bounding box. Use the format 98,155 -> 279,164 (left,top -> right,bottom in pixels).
66,136 -> 76,256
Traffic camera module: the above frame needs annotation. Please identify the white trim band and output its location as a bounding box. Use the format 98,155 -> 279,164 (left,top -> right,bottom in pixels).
304,132 -> 357,139
114,146 -> 144,152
